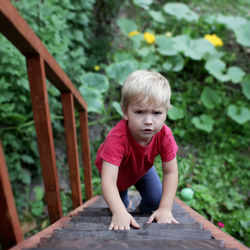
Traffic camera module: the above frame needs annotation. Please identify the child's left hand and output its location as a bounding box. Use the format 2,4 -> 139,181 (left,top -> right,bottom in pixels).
146,208 -> 179,224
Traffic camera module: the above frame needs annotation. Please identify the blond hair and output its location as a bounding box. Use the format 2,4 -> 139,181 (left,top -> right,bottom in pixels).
121,70 -> 171,112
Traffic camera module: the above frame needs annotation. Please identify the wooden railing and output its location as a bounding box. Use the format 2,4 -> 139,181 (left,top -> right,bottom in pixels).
0,0 -> 93,249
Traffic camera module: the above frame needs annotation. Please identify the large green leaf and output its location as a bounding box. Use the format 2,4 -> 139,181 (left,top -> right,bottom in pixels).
163,3 -> 199,22
117,18 -> 138,36
81,73 -> 109,93
112,101 -> 123,117
133,0 -> 153,10
207,15 -> 247,33
201,87 -> 221,109
235,22 -> 250,47
205,58 -> 230,82
173,35 -> 215,60
106,60 -> 137,85
227,66 -> 246,84
156,35 -> 178,56
192,115 -> 214,133
227,105 -> 250,124
162,55 -> 184,72
168,106 -> 184,120
242,78 -> 250,100
79,86 -> 104,114
148,10 -> 166,23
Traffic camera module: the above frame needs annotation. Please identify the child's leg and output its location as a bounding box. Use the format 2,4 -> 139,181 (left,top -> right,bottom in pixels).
119,189 -> 130,208
134,166 -> 162,213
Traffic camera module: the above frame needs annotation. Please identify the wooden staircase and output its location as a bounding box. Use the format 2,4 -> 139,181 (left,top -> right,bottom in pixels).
0,1 -> 248,250
10,192 -> 246,250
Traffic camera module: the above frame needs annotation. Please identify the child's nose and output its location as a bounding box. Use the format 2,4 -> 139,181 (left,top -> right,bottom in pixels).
144,115 -> 153,125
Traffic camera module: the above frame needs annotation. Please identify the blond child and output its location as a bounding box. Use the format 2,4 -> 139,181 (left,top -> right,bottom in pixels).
95,69 -> 179,230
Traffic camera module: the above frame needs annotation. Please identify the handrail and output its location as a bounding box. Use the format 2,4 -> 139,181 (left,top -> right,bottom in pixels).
0,0 -> 93,249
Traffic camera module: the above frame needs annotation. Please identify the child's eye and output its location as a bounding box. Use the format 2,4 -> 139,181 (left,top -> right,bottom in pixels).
154,111 -> 162,115
135,110 -> 143,114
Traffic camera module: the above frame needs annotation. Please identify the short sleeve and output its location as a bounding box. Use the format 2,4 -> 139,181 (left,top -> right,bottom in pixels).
99,136 -> 126,167
159,125 -> 178,162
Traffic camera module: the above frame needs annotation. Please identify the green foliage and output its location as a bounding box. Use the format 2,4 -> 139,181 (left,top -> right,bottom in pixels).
1,0 -> 121,236
1,0 -> 249,245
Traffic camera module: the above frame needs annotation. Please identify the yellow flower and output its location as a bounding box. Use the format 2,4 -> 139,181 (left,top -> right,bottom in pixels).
204,34 -> 223,47
94,65 -> 100,71
129,30 -> 139,37
165,32 -> 172,37
144,32 -> 155,44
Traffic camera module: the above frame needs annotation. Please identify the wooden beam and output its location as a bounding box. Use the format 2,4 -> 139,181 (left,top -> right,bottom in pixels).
62,92 -> 82,208
26,54 -> 62,223
0,139 -> 23,249
10,196 -> 100,250
79,111 -> 93,200
0,0 -> 87,111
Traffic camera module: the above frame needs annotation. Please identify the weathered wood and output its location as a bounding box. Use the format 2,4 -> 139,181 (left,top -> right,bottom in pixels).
0,139 -> 23,249
26,54 -> 62,223
10,196 -> 100,250
35,239 -> 228,250
0,0 -> 87,111
79,110 -> 93,200
62,92 -> 82,208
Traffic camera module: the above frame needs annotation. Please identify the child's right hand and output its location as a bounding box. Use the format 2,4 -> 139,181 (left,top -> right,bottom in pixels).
108,211 -> 140,230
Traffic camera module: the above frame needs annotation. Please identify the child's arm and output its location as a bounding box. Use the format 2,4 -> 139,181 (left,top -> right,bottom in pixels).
101,160 -> 140,230
147,157 -> 178,223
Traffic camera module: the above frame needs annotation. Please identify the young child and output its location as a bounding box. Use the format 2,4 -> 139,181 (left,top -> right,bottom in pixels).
95,69 -> 179,230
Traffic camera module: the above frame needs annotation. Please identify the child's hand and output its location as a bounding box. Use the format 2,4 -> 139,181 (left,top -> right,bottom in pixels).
146,208 -> 179,224
109,211 -> 140,230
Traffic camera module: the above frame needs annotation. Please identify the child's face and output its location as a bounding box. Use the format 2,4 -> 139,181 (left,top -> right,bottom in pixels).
123,100 -> 167,146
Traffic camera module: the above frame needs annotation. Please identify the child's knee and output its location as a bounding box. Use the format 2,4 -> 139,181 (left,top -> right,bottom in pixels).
139,192 -> 161,212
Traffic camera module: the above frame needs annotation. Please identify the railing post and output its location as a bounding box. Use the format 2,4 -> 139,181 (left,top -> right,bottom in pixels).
0,139 -> 23,249
61,92 -> 82,208
26,54 -> 62,223
79,110 -> 93,200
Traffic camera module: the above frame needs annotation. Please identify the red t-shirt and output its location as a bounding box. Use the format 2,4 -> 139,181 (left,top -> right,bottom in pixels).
95,119 -> 178,191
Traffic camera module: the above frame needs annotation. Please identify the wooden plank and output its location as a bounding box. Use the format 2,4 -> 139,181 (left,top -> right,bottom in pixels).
0,0 -> 87,111
61,92 -> 82,208
26,54 -> 62,223
79,110 -> 93,200
10,196 -> 100,250
0,139 -> 23,249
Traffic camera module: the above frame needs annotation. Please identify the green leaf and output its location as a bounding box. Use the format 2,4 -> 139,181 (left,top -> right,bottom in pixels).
113,51 -> 136,62
3,113 -> 27,123
133,0 -> 153,10
173,35 -> 215,60
201,87 -> 221,109
208,15 -> 247,33
156,35 -> 178,56
168,106 -> 184,120
106,61 -> 137,85
21,155 -> 35,164
81,73 -> 109,93
205,59 -> 230,82
148,10 -> 166,23
162,55 -> 184,72
112,101 -> 123,117
192,115 -> 214,133
117,18 -> 138,36
242,78 -> 250,100
235,22 -> 250,47
31,200 -> 44,216
227,105 -> 250,124
227,66 -> 246,84
163,3 -> 199,22
79,86 -> 104,114
34,186 -> 44,201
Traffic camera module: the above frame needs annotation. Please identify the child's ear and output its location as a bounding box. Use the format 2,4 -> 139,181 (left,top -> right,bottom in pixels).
122,106 -> 128,120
